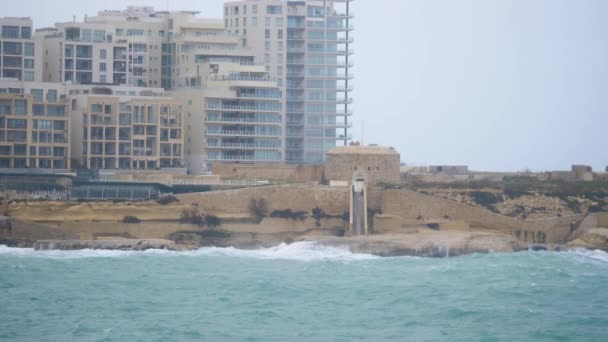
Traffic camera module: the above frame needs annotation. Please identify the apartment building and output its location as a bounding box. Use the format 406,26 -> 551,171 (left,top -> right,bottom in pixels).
37,7 -> 166,87
175,59 -> 283,174
0,80 -> 70,169
1,17 -> 42,82
69,85 -> 184,170
223,0 -> 353,163
168,14 -> 284,173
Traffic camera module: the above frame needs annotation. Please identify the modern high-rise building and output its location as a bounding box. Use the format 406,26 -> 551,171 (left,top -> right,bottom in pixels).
0,17 -> 42,82
223,0 -> 353,163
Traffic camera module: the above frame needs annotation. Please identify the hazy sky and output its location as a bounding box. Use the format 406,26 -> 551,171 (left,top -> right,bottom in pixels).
4,0 -> 608,171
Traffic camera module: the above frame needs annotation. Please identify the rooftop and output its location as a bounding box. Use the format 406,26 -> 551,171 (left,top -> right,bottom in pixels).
326,146 -> 399,156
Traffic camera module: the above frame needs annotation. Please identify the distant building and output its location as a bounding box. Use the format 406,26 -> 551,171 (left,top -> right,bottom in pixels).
0,17 -> 42,81
69,85 -> 184,170
0,81 -> 70,169
547,165 -> 594,182
325,146 -> 400,185
428,165 -> 469,175
224,0 -> 354,163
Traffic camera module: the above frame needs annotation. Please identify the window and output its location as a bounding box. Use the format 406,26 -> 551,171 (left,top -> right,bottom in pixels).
76,45 -> 92,58
46,90 -> 57,103
80,29 -> 92,42
47,105 -> 65,117
24,59 -> 34,69
65,45 -> 73,57
76,59 -> 92,71
267,5 -> 282,15
0,100 -> 12,114
23,71 -> 34,81
53,120 -> 66,130
20,26 -> 32,39
3,42 -> 22,55
31,89 -> 43,102
265,29 -> 270,39
276,18 -> 283,27
243,5 -> 247,14
100,75 -> 106,83
278,29 -> 283,39
252,17 -> 258,27
8,119 -> 27,129
307,6 -> 325,17
100,49 -> 107,59
14,100 -> 26,115
127,29 -> 144,36
252,4 -> 258,14
33,104 -> 44,115
265,41 -> 270,51
100,62 -> 106,72
265,17 -> 271,27
24,43 -> 34,57
93,30 -> 105,42
1,26 -> 19,39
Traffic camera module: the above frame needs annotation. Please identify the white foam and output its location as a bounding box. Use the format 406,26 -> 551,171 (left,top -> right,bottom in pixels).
191,241 -> 379,261
0,242 -> 378,261
569,248 -> 608,263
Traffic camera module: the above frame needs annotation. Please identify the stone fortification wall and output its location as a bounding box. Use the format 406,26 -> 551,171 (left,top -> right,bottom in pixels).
178,183 -> 349,216
212,163 -> 325,182
381,189 -> 585,243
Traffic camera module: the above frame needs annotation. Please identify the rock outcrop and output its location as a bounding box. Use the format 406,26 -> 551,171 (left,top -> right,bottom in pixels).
33,239 -> 178,251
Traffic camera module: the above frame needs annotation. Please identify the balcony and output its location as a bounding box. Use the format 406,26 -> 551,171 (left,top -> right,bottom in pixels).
237,93 -> 281,100
307,121 -> 353,129
207,142 -> 281,150
211,75 -> 276,83
207,130 -> 281,137
206,104 -> 281,113
205,117 -> 282,125
328,12 -> 355,19
307,49 -> 354,56
207,155 -> 281,162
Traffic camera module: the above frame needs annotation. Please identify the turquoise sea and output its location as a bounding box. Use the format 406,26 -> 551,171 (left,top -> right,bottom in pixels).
1,242 -> 607,341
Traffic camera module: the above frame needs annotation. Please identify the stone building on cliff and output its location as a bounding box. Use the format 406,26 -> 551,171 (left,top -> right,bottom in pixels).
325,145 -> 400,185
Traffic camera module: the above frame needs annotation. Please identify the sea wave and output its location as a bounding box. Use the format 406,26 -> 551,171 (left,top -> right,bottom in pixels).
569,248 -> 608,263
0,242 -> 378,261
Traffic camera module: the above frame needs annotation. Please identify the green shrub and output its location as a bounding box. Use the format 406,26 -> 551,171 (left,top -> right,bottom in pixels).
122,216 -> 141,224
157,195 -> 179,205
270,209 -> 307,221
248,198 -> 268,219
204,215 -> 222,228
199,229 -> 230,238
180,208 -> 203,226
469,191 -> 502,209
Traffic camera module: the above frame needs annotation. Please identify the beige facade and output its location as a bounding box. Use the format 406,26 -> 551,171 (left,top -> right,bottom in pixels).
0,81 -> 70,169
68,85 -> 184,170
325,146 -> 401,185
1,17 -> 42,82
38,7 -> 166,87
169,17 -> 285,173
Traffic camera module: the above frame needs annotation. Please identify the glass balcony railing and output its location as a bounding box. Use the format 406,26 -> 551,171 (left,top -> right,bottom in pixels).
205,117 -> 282,124
206,104 -> 281,112
207,142 -> 281,149
211,75 -> 277,83
207,130 -> 281,137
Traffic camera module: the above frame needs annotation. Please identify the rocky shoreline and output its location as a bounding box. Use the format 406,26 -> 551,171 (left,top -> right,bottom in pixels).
4,228 -> 603,258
